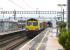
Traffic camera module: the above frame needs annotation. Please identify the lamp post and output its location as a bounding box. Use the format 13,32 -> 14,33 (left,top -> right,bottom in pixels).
13,10 -> 16,20
0,8 -> 4,32
57,4 -> 66,21
36,8 -> 38,14
0,8 -> 4,21
36,8 -> 41,19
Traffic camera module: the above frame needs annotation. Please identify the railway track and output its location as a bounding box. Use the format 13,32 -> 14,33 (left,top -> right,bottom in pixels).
4,37 -> 28,50
0,31 -> 25,45
0,31 -> 29,50
0,35 -> 23,46
0,30 -> 44,50
0,32 -> 21,41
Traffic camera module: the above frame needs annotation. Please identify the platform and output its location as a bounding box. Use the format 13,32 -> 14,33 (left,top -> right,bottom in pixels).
0,29 -> 25,35
19,28 -> 63,50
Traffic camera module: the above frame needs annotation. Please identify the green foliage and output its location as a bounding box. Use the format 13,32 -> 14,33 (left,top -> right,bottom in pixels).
58,21 -> 66,29
64,29 -> 70,50
58,29 -> 68,48
58,21 -> 70,50
58,28 -> 70,50
65,38 -> 70,50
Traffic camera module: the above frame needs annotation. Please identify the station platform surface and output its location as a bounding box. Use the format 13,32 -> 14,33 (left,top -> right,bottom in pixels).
0,29 -> 25,35
19,28 -> 63,50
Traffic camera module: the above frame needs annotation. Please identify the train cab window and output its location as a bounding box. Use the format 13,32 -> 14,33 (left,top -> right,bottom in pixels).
27,22 -> 32,26
33,21 -> 38,26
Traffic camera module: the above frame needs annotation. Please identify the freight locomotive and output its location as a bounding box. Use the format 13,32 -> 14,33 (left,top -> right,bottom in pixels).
25,18 -> 47,38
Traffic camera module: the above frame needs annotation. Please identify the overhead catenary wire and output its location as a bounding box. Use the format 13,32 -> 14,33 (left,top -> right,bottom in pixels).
8,0 -> 25,10
22,0 -> 34,10
8,0 -> 34,10
8,0 -> 25,20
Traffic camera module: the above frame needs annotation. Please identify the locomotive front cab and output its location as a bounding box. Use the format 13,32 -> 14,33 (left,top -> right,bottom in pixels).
26,18 -> 40,31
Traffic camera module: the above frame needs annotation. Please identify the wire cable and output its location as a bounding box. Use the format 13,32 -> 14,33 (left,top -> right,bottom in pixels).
22,0 -> 34,10
8,0 -> 25,10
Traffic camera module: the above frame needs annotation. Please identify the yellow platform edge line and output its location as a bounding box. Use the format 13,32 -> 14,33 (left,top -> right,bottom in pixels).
35,29 -> 50,50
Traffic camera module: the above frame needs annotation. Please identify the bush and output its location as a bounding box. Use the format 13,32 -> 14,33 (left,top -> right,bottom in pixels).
65,38 -> 70,50
58,30 -> 68,48
59,21 -> 66,29
58,28 -> 70,50
58,21 -> 69,50
64,29 -> 70,50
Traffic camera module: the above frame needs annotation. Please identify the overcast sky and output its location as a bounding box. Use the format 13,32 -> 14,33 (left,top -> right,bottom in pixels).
0,0 -> 67,21
0,0 -> 67,11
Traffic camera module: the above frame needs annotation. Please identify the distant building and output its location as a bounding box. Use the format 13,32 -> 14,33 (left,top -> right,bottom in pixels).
18,20 -> 26,29
0,20 -> 18,32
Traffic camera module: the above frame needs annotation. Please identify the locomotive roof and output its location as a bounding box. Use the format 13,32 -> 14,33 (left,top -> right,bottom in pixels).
27,18 -> 38,21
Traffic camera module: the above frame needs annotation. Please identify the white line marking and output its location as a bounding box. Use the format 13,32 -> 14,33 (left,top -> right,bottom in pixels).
36,30 -> 50,50
19,28 -> 49,50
